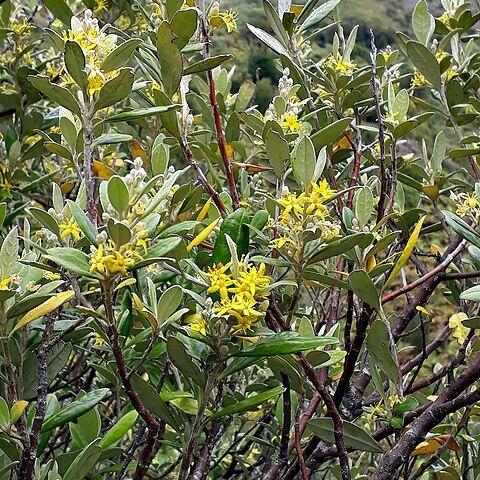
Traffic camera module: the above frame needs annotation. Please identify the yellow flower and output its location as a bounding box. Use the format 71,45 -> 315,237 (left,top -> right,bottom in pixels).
449,313 -> 469,345
94,0 -> 108,14
411,69 -> 429,89
134,230 -> 150,253
219,10 -> 238,33
311,179 -> 335,203
216,292 -> 263,333
229,263 -> 271,299
43,271 -> 61,280
0,277 -> 11,290
89,244 -> 113,275
281,114 -> 302,133
206,262 -> 234,299
185,313 -> 206,335
107,250 -> 136,276
59,218 -> 83,240
94,334 -> 106,346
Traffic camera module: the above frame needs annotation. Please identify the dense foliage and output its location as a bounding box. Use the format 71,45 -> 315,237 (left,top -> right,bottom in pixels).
2,0 -> 480,479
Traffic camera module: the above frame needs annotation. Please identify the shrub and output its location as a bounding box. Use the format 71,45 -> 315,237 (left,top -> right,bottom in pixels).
1,0 -> 480,479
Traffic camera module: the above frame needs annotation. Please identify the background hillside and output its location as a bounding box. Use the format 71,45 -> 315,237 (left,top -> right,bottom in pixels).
214,0 -> 441,111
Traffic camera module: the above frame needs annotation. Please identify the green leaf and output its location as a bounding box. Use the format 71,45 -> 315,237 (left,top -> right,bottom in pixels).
263,0 -> 290,46
246,24 -> 291,57
100,411 -> 138,449
42,389 -> 110,433
392,397 -> 419,415
299,0 -> 342,32
42,0 -> 73,25
44,142 -> 73,160
29,208 -> 60,237
45,247 -> 93,277
0,203 -> 6,229
366,320 -> 398,383
308,418 -> 383,453
156,21 -> 183,97
167,336 -> 206,387
449,147 -> 480,159
101,39 -> 141,72
184,54 -> 234,75
412,0 -> 434,46
210,387 -> 284,420
265,129 -> 289,178
443,211 -> 480,249
107,176 -> 129,216
64,40 -> 88,90
91,134 -> 132,147
308,233 -> 367,264
311,118 -> 352,150
104,105 -> 180,123
94,69 -> 134,111
212,208 -> 250,265
349,270 -> 380,310
63,439 -> 102,480
292,135 -> 315,188
171,8 -> 198,50
130,374 -> 179,429
354,187 -> 373,228
234,332 -> 338,357
28,76 -> 81,115
66,200 -> 98,246
0,397 -> 9,426
157,285 -> 183,324
406,41 -> 441,90
0,227 -> 18,279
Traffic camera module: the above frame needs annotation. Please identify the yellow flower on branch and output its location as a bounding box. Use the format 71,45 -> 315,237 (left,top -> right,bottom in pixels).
185,313 -> 206,335
280,114 -> 302,132
218,10 -> 238,33
448,313 -> 469,345
59,218 -> 83,240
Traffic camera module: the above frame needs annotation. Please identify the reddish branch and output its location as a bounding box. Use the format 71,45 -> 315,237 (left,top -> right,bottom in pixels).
200,17 -> 240,209
181,139 -> 228,216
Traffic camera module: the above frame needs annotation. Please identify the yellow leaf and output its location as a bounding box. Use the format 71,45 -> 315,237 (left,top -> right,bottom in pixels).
430,244 -> 442,255
10,400 -> 28,424
132,292 -> 144,311
196,198 -> 212,222
365,255 -> 376,272
60,182 -> 75,194
422,184 -> 439,202
115,278 -> 137,291
411,435 -> 459,456
92,160 -> 115,180
290,4 -> 303,17
187,218 -> 220,252
384,215 -> 426,288
129,140 -> 147,166
10,291 -> 74,337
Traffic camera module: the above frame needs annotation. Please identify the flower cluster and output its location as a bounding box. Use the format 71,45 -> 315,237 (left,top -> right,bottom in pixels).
410,69 -> 429,89
62,10 -> 118,94
264,68 -> 306,133
272,180 -> 339,250
203,261 -> 272,333
89,228 -> 149,277
323,53 -> 356,76
450,191 -> 480,218
208,2 -> 239,33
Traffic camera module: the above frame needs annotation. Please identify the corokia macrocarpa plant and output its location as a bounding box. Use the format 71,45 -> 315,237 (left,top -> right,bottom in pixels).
2,0 -> 480,478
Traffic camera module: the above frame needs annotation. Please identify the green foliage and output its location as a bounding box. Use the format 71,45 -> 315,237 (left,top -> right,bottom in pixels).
1,0 -> 480,479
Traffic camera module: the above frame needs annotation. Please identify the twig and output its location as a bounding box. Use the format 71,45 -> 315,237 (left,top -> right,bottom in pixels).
370,30 -> 387,223
200,12 -> 240,209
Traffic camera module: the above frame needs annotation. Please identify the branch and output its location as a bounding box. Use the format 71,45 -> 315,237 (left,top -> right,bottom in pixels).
200,16 -> 240,210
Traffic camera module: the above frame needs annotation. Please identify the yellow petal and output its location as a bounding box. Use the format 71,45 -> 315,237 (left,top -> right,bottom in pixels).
10,291 -> 74,337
